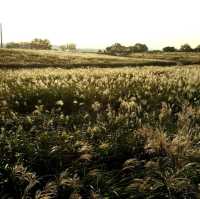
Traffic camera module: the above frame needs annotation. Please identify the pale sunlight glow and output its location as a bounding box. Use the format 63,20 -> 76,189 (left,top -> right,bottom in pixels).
0,0 -> 200,49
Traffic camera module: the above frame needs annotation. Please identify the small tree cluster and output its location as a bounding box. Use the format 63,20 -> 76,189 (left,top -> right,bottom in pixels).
59,43 -> 76,51
6,39 -> 52,50
129,43 -> 148,53
106,43 -> 129,56
6,42 -> 30,49
105,43 -> 148,56
67,43 -> 76,50
163,46 -> 177,52
162,44 -> 200,52
195,45 -> 200,52
179,44 -> 193,52
30,38 -> 52,50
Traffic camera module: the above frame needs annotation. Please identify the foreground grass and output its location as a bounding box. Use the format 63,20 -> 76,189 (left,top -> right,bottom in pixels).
0,67 -> 200,198
0,48 -> 176,68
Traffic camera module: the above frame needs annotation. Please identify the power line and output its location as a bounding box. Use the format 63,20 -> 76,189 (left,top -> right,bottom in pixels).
0,23 -> 3,48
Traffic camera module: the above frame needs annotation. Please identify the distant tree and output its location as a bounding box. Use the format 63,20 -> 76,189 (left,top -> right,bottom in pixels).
20,42 -> 31,49
106,43 -> 120,55
59,45 -> 67,51
105,43 -> 130,56
129,43 -> 148,53
180,44 -> 193,52
194,45 -> 200,52
163,46 -> 176,52
6,42 -> 20,48
66,43 -> 76,51
97,49 -> 103,54
6,39 -> 51,50
31,38 -> 52,50
6,42 -> 30,49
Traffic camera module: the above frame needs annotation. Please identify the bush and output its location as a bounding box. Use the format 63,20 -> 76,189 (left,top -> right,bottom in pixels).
105,43 -> 130,56
6,42 -> 20,48
66,43 -> 76,51
105,43 -> 148,55
180,44 -> 193,52
59,45 -> 67,51
6,39 -> 52,50
194,45 -> 200,52
130,43 -> 148,53
163,46 -> 176,52
30,38 -> 52,50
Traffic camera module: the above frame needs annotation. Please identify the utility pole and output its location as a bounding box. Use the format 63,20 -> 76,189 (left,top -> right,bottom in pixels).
0,23 -> 3,48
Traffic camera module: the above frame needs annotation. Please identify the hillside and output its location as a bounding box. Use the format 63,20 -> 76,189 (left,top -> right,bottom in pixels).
129,52 -> 200,65
0,48 -> 176,68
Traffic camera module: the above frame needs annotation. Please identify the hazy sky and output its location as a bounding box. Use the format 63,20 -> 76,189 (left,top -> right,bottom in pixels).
1,0 -> 200,49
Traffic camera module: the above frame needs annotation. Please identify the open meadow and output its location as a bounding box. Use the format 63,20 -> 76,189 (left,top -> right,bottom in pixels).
0,65 -> 200,198
0,48 -> 193,68
129,52 -> 200,65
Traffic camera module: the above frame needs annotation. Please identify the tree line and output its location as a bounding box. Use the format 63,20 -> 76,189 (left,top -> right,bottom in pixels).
103,43 -> 200,56
163,44 -> 200,52
4,39 -> 200,54
5,39 -> 76,51
6,39 -> 52,50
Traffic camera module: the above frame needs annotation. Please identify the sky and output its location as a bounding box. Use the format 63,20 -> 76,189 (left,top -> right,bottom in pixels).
0,0 -> 200,49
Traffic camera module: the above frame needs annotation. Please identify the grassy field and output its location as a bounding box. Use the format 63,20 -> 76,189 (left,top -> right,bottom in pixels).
0,66 -> 200,198
0,48 -> 177,68
129,52 -> 200,65
1,48 -> 200,69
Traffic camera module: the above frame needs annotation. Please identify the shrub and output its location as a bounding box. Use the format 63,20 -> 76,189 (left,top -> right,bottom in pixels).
105,43 -> 130,56
30,38 -> 52,50
163,46 -> 176,52
129,43 -> 148,53
194,44 -> 200,52
66,43 -> 76,51
179,44 -> 193,52
6,39 -> 52,50
6,42 -> 20,48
